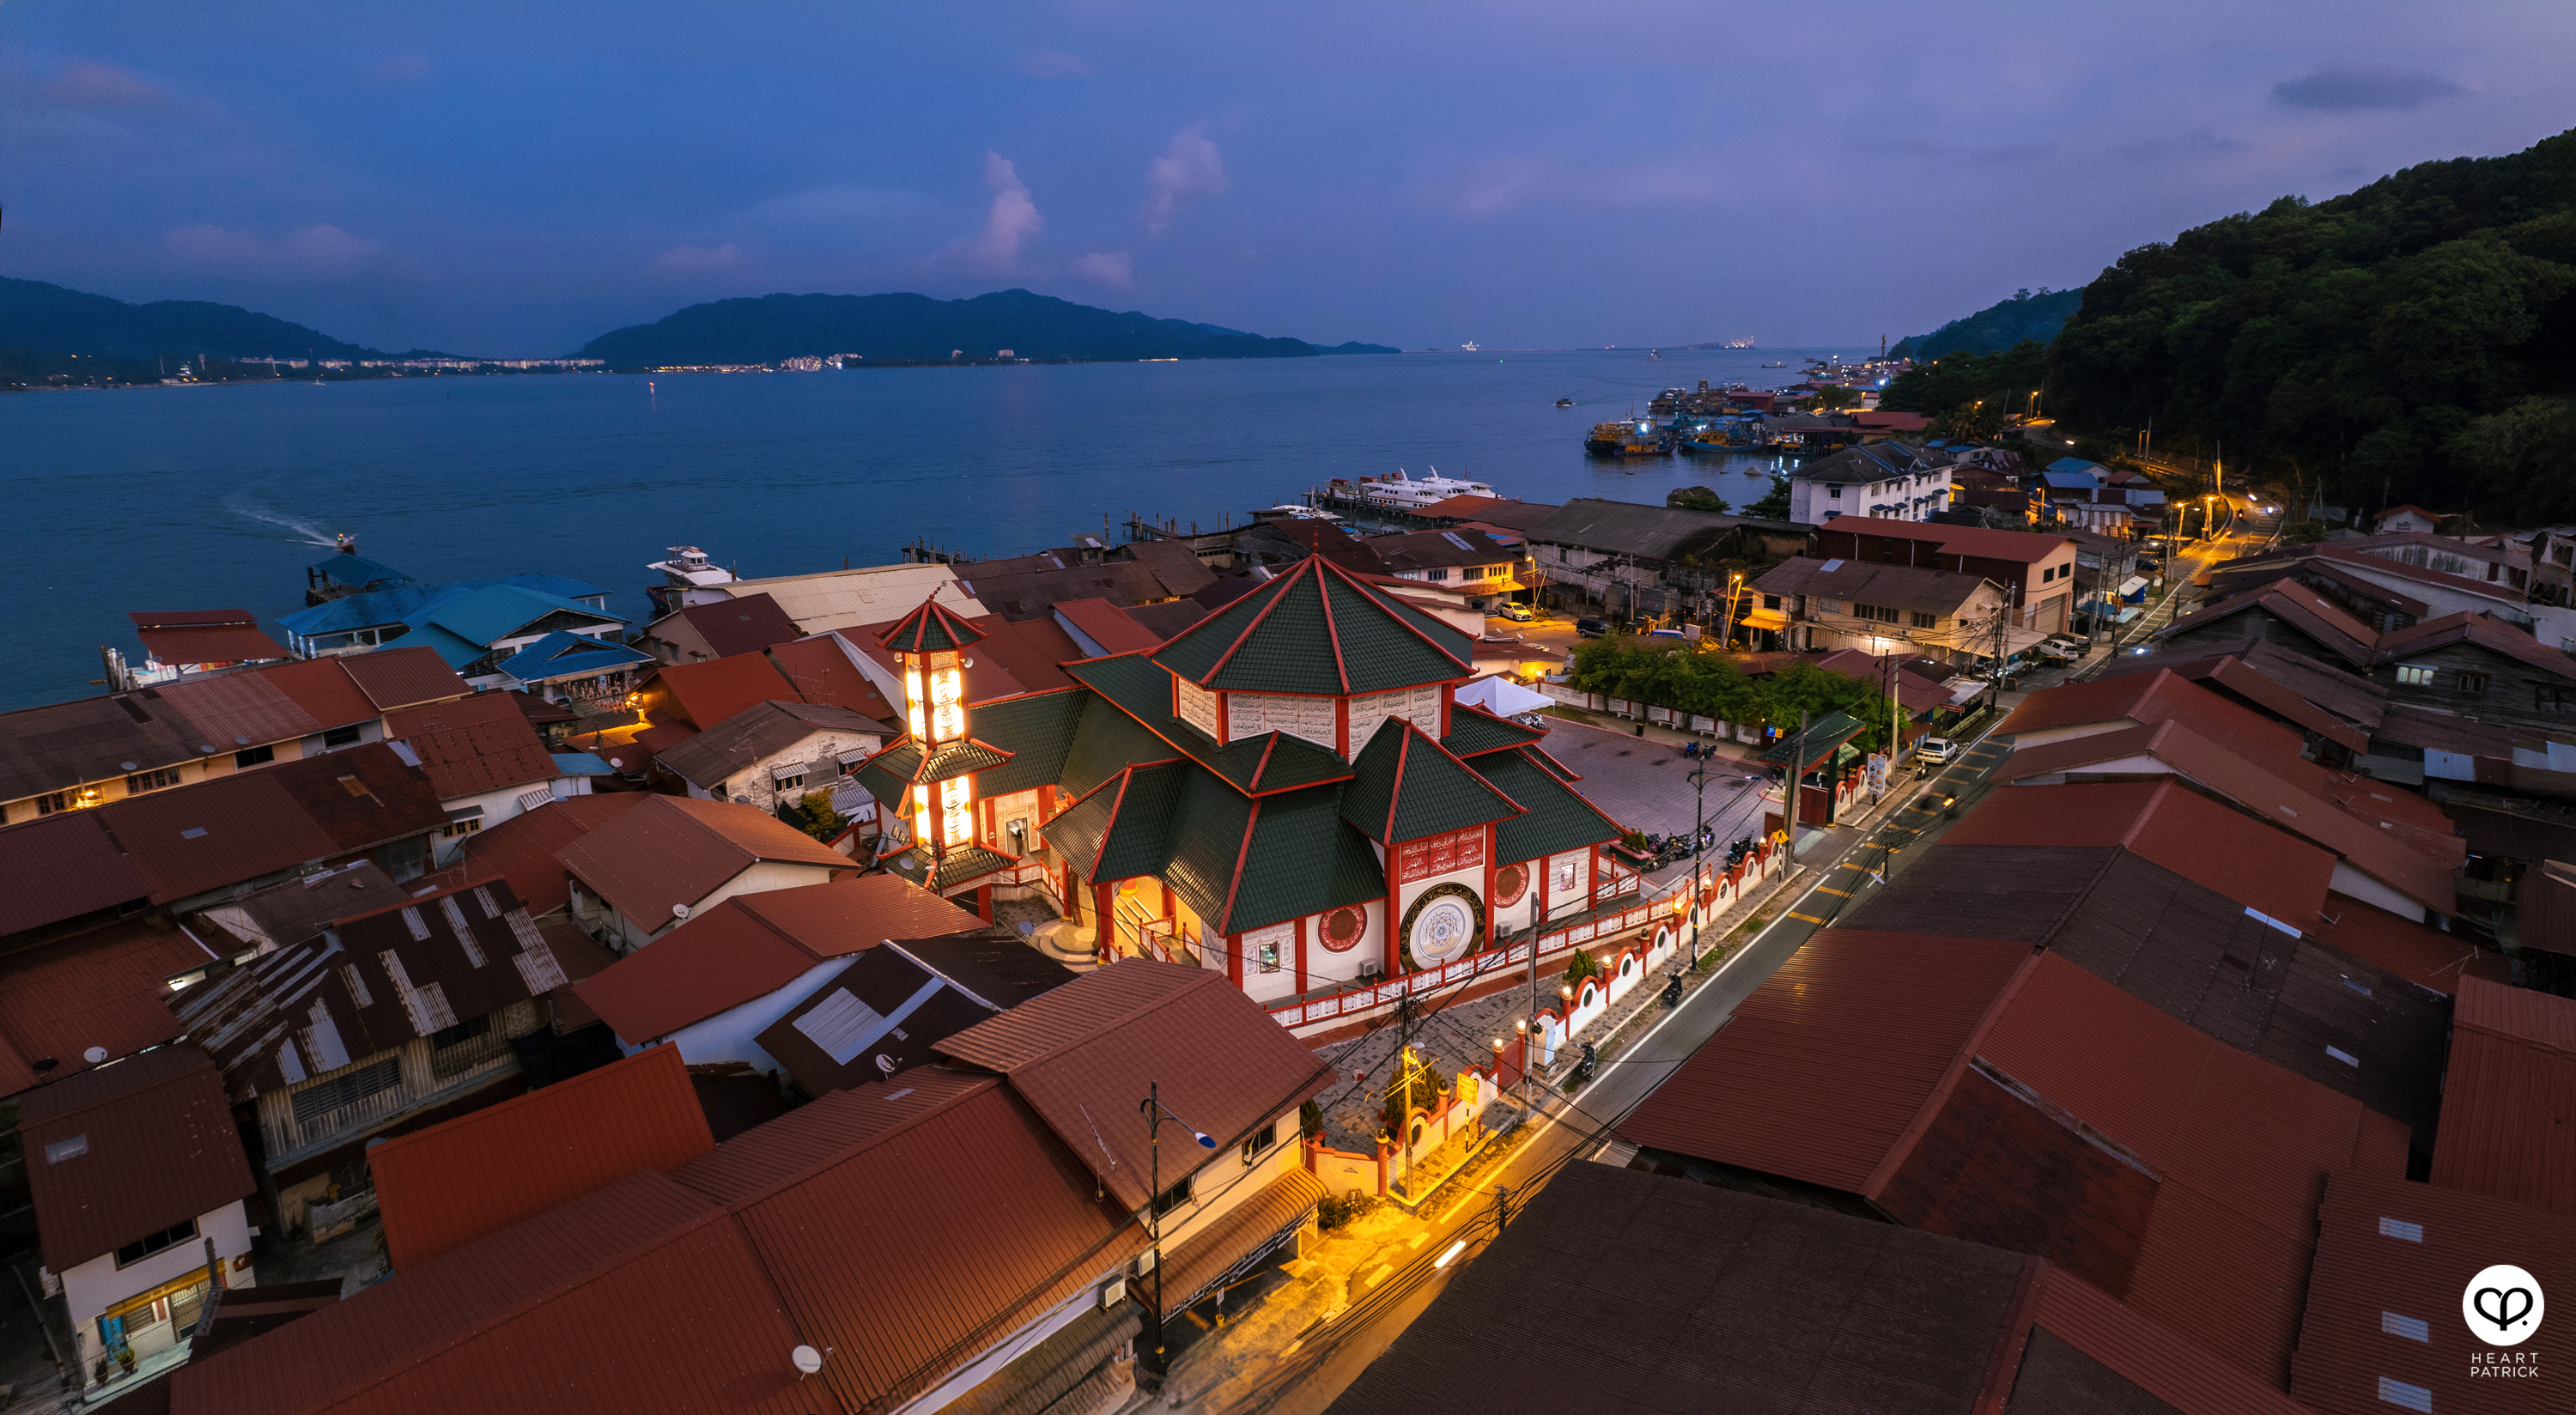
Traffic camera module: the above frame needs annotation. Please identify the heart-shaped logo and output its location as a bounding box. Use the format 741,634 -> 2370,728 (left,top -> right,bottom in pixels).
2464,1265 -> 2547,1347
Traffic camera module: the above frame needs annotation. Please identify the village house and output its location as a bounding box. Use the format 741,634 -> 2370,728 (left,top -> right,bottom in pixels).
1785,442 -> 1953,525
754,927 -> 1077,1095
653,699 -> 889,813
574,872 -> 987,1069
380,690 -> 572,864
851,566 -> 1634,1029
18,1046 -> 258,1395
555,793 -> 852,951
1745,555 -> 2012,661
635,591 -> 803,665
169,876 -> 577,1227
1524,498 -> 1813,624
276,571 -> 613,659
1815,514 -> 2082,635
0,647 -> 467,827
115,609 -> 289,687
1364,526 -> 1531,612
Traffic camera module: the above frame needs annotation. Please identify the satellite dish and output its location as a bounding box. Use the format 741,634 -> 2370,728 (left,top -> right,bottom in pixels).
671,902 -> 691,920
791,1345 -> 825,1376
200,744 -> 219,754
120,762 -> 139,772
83,1047 -> 107,1065
235,736 -> 252,746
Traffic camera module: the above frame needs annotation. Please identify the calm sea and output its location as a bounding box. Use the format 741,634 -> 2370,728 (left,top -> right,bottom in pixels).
0,345 -> 1868,710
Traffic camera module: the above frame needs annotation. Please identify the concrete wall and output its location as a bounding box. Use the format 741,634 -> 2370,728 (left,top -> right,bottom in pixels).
62,1200 -> 254,1382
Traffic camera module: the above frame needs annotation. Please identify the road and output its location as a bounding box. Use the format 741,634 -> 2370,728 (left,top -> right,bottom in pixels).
1224,726 -> 2021,1414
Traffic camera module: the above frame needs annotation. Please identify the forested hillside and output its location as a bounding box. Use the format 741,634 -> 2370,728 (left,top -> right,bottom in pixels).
1890,288 -> 2081,360
2045,128 -> 2576,516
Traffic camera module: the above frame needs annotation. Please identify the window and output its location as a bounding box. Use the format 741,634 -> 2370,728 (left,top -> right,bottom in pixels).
440,817 -> 482,840
2395,665 -> 2437,686
1827,484 -> 1844,499
431,1016 -> 490,1051
321,725 -> 362,749
1426,568 -> 1449,582
1242,1121 -> 1278,1165
1911,611 -> 1937,629
125,768 -> 181,794
34,791 -> 72,816
1852,604 -> 1898,623
289,1055 -> 405,1127
1257,937 -> 1279,973
44,1134 -> 88,1163
115,1218 -> 197,1269
1761,595 -> 1781,610
1555,546 -> 1568,563
712,781 -> 730,802
2455,671 -> 2489,695
233,744 -> 275,768
2539,685 -> 2576,714
774,773 -> 806,792
1150,1174 -> 1194,1218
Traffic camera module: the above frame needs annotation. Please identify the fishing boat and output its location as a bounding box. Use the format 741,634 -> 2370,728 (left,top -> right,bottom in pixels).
1584,420 -> 1674,458
1761,360 -> 1788,368
1554,398 -> 1574,407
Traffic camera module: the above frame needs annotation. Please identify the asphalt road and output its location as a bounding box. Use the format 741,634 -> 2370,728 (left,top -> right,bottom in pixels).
1227,726 -> 2020,1415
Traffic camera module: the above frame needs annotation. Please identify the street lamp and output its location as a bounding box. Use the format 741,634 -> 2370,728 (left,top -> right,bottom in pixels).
1138,1081 -> 1216,1379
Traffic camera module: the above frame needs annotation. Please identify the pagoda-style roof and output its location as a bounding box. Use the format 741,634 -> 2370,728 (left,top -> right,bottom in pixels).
1440,701 -> 1552,758
852,736 -> 1016,810
877,595 -> 987,654
1063,654 -> 1355,797
890,842 -> 1019,893
1150,556 -> 1473,695
1340,718 -> 1526,847
1760,711 -> 1865,768
1471,746 -> 1625,865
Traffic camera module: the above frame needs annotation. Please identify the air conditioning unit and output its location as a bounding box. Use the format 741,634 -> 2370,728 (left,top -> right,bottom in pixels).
1099,1278 -> 1127,1309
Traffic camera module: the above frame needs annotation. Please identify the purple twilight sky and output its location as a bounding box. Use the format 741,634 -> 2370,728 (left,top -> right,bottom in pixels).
3,0 -> 2571,356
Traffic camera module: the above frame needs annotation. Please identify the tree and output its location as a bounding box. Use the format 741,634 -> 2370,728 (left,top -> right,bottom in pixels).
1814,386 -> 1862,411
1669,487 -> 1732,513
1746,474 -> 1793,519
1931,400 -> 2004,440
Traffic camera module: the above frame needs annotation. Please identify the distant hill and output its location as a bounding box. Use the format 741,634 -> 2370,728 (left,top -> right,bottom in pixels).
0,276 -> 381,360
575,288 -> 1395,365
1890,288 -> 2082,360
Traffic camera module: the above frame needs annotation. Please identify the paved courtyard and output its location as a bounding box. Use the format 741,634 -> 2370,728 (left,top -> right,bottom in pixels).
1533,718 -> 1774,845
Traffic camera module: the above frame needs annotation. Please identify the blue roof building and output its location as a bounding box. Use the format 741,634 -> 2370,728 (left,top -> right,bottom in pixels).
2048,457 -> 2109,478
496,632 -> 653,691
277,573 -> 616,658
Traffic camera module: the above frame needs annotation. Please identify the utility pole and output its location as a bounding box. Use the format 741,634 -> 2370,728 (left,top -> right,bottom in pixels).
1785,709 -> 1808,862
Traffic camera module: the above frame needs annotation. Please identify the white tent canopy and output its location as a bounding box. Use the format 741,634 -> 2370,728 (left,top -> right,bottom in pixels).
1454,676 -> 1552,717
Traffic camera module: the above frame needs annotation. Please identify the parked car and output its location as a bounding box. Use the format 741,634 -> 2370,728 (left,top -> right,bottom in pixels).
1576,616 -> 1611,638
1915,736 -> 1957,764
1494,602 -> 1534,622
2035,642 -> 2078,661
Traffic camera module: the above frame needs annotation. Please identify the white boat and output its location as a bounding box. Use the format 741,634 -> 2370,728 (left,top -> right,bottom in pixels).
1461,341 -> 1480,353
1267,503 -> 1344,521
1342,467 -> 1500,509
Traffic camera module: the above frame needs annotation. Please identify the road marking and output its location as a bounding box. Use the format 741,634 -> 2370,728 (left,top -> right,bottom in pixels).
1362,1264 -> 1392,1289
1407,1232 -> 1431,1250
1788,911 -> 1826,924
1813,885 -> 1850,897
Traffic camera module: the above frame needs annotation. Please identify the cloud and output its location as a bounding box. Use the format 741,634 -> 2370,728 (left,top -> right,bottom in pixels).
653,242 -> 746,276
2275,65 -> 2465,112
1019,50 -> 1091,78
2116,131 -> 2250,162
369,55 -> 433,82
941,152 -> 1043,275
1071,251 -> 1133,288
161,224 -> 398,282
1142,124 -> 1227,235
38,62 -> 171,109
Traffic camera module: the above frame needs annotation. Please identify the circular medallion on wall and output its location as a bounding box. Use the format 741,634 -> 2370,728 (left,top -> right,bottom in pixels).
1320,906 -> 1366,952
1400,882 -> 1485,972
1493,863 -> 1529,907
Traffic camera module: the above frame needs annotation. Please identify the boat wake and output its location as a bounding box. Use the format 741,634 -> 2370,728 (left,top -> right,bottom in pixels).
228,499 -> 339,548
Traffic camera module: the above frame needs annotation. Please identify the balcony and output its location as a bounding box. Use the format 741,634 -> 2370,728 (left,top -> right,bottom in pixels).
252,999 -> 540,1170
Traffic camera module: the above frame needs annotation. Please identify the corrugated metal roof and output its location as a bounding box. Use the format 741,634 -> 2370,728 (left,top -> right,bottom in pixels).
1613,929 -> 2038,1193
16,1045 -> 256,1272
1945,780 -> 2338,933
2429,976 -> 2576,1215
383,691 -> 558,799
434,793 -> 645,916
1976,954 -> 2412,1387
1153,1168 -> 1325,1316
98,744 -> 444,903
403,583 -> 623,647
552,794 -> 848,926
136,622 -> 289,665
171,1170 -> 835,1415
655,700 -> 886,790
1054,596 -> 1167,656
662,592 -> 802,658
1819,513 -> 2077,565
669,1072 -> 1141,1415
574,875 -> 983,1042
333,646 -> 471,712
1326,1162 -> 2038,1415
763,635 -> 896,723
2028,1268 -> 2315,1415
2290,1168 -> 2576,1415
0,811 -> 152,939
256,657 -> 382,731
936,961 -> 1337,1212
2308,899 -> 2510,995
638,651 -> 799,730
2000,669 -> 2308,763
494,631 -> 653,684
0,689 -> 210,805
368,1045 -> 715,1270
149,672 -> 326,750
0,917 -> 213,1095
753,934 -> 1074,1096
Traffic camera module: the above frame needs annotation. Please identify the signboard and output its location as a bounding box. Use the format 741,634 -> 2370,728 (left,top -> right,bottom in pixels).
1396,826 -> 1486,885
1347,684 -> 1443,753
1225,691 -> 1338,750
1176,679 -> 1219,738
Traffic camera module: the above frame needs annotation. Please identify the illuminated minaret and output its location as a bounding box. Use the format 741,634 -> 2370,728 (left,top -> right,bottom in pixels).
875,594 -> 1005,890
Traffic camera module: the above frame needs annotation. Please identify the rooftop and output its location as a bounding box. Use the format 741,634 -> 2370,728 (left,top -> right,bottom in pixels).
97,744 -> 444,904
2428,976 -> 2576,1215
383,690 -> 559,799
367,1045 -> 714,1270
637,651 -> 799,731
428,792 -> 649,915
1818,513 -> 2077,564
1149,555 -> 1474,697
0,916 -> 216,1096
333,645 -> 473,712
1944,779 -> 2339,932
1752,555 -> 1997,616
647,592 -> 803,659
653,699 -> 888,790
752,928 -> 1079,1096
16,1045 -> 256,1272
551,793 -> 851,926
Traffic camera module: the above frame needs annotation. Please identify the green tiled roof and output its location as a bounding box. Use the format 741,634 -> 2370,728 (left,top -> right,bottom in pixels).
1038,761 -> 1256,934
1148,557 -> 1471,696
1340,717 -> 1524,847
1094,762 -> 1191,883
1225,785 -> 1388,936
854,755 -> 911,811
1760,710 -> 1864,768
1165,769 -> 1255,929
1441,703 -> 1549,758
967,689 -> 1088,795
1060,686 -> 1188,797
851,734 -> 1012,788
1473,746 -> 1625,865
1063,654 -> 1354,798
1042,774 -> 1125,878
895,842 -> 1017,893
877,598 -> 985,654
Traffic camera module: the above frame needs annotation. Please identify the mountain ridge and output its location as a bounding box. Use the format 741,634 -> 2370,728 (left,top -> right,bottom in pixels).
0,276 -> 386,361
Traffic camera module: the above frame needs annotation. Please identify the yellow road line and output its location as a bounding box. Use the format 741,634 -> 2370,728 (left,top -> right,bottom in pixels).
1814,885 -> 1850,897
1789,911 -> 1826,924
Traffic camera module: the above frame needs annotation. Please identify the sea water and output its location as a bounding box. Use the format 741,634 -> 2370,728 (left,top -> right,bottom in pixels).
0,345 -> 1868,710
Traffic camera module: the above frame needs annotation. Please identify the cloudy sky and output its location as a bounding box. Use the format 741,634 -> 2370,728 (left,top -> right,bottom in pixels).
3,0 -> 2569,355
